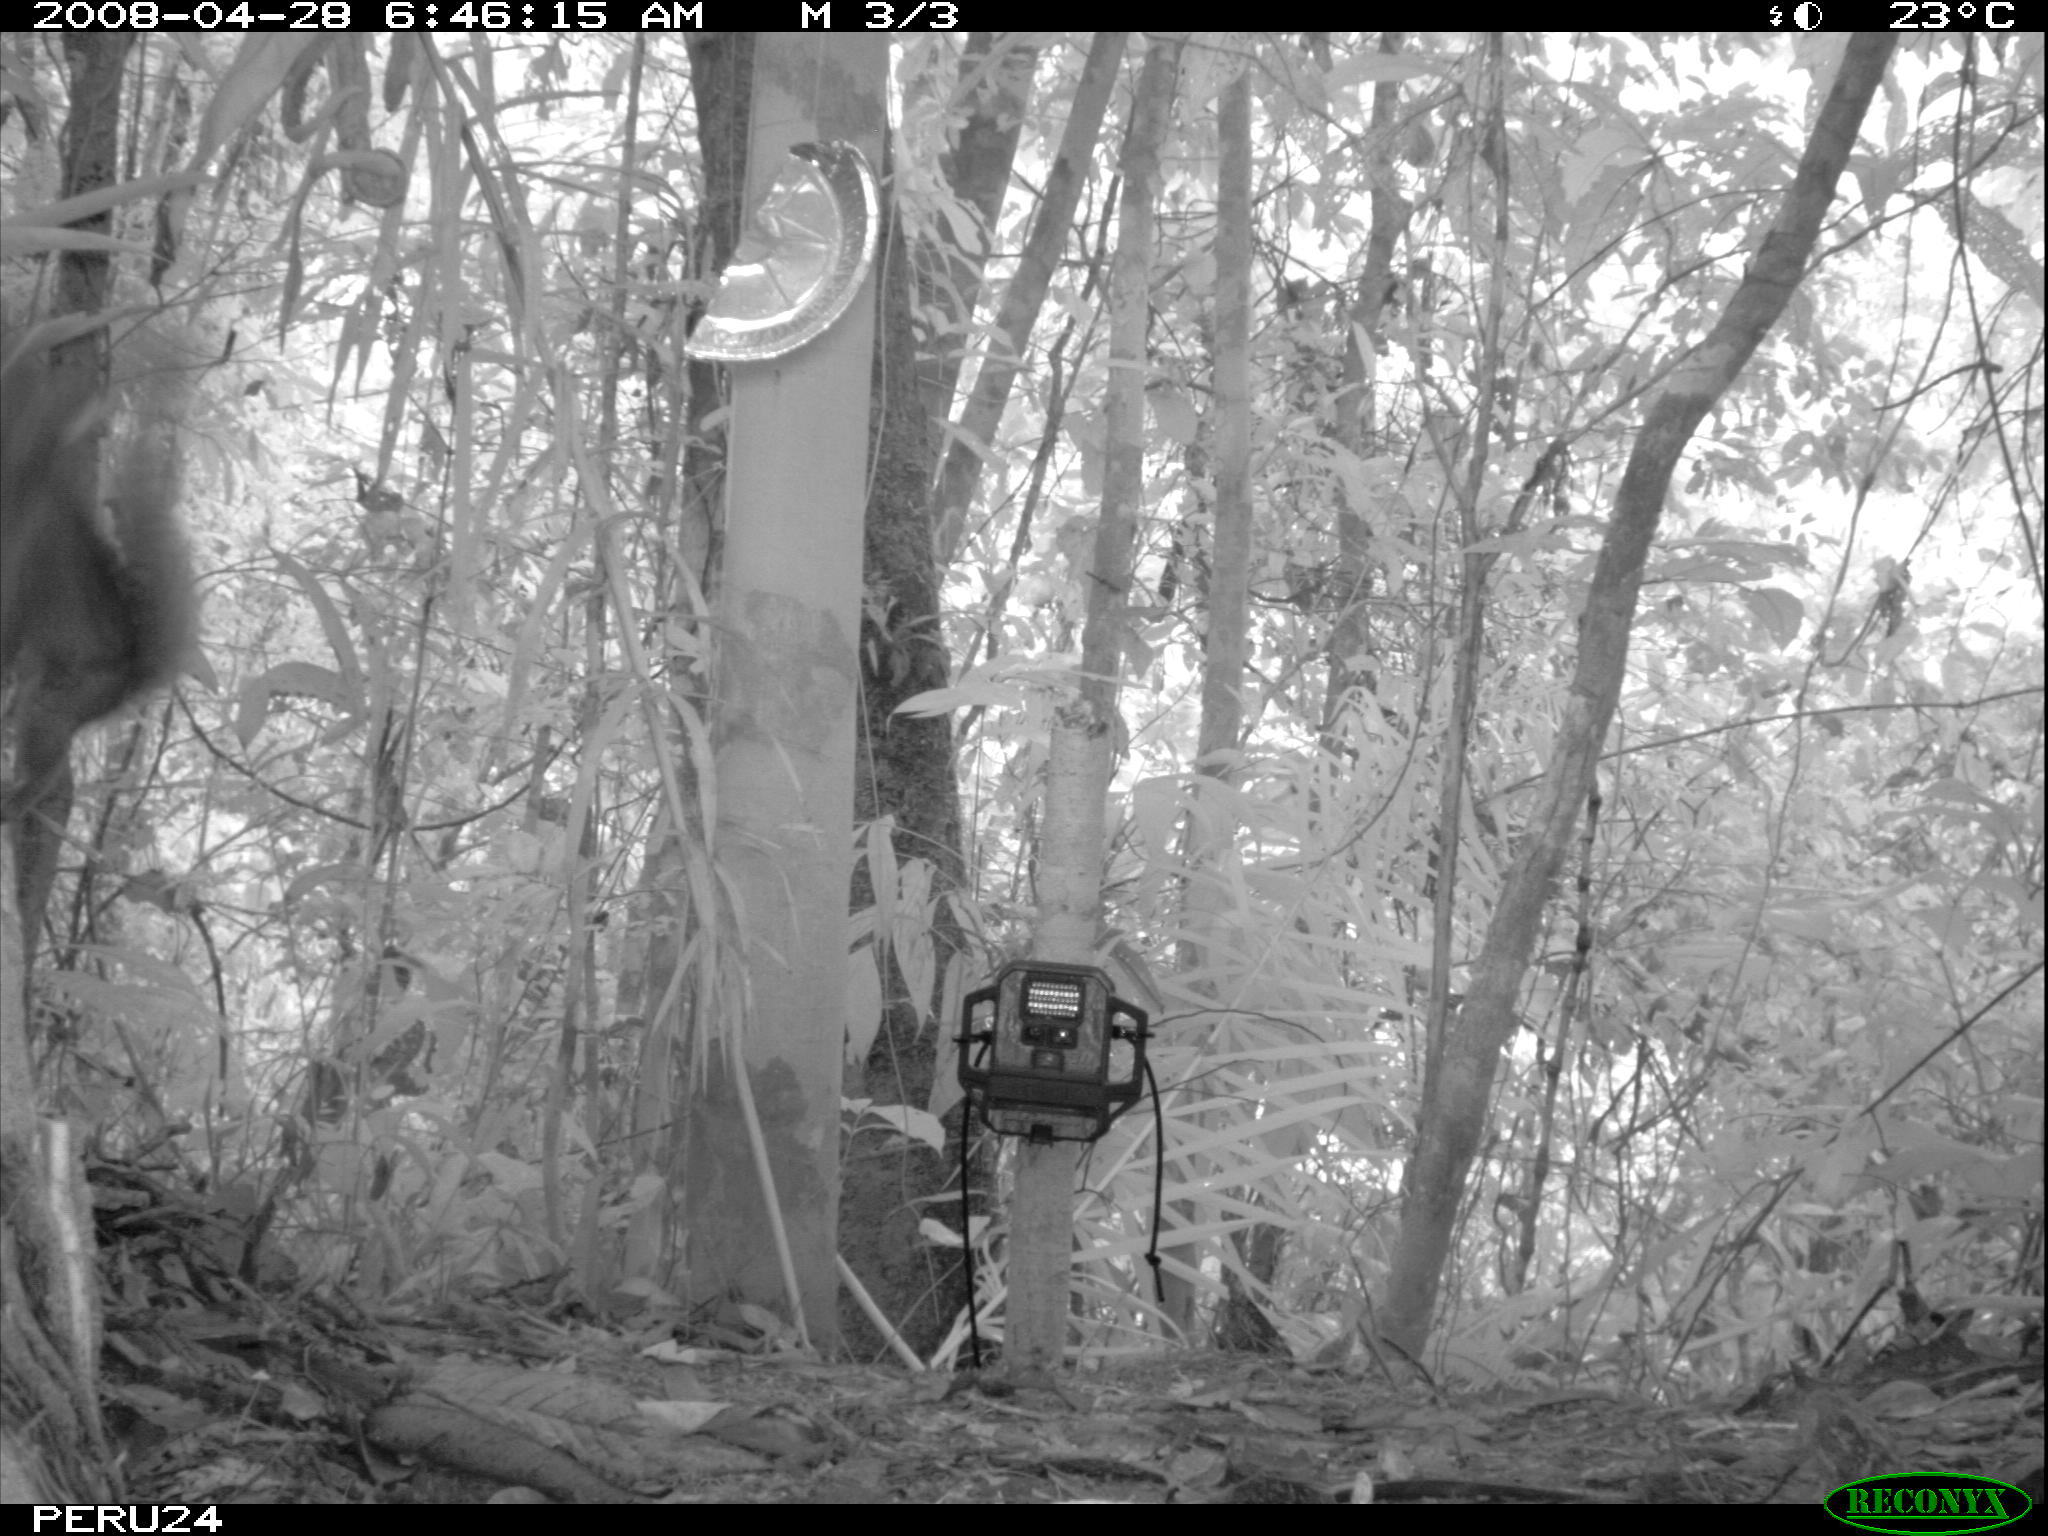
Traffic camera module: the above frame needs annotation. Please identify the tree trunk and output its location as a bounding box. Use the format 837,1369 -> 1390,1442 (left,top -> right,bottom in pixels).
1,846 -> 121,1502
682,35 -> 887,1352
916,33 -> 1035,452
1007,36 -> 1183,1377
1161,55 -> 1255,1339
838,136 -> 970,1362
932,33 -> 1124,566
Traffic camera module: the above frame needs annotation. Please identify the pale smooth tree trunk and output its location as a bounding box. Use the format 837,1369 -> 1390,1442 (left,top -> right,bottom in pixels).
682,34 -> 887,1351
1006,36 -> 1184,1377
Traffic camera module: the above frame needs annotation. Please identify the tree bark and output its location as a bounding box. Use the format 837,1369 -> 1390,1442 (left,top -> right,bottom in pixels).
1161,55 -> 1254,1340
1,841 -> 121,1502
932,33 -> 1124,566
683,35 -> 887,1351
839,133 -> 970,1362
917,33 -> 1035,450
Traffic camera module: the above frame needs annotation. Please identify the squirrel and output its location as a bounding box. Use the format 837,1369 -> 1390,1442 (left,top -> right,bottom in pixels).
0,326 -> 196,956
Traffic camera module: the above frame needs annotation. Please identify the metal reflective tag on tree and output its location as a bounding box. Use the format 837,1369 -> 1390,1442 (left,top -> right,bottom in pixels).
684,141 -> 879,363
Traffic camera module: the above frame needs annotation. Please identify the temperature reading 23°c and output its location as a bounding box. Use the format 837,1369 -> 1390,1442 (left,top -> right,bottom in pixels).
1891,0 -> 2017,25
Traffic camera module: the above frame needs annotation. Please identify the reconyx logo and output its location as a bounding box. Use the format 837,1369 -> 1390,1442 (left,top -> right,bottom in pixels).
1824,1472 -> 2032,1533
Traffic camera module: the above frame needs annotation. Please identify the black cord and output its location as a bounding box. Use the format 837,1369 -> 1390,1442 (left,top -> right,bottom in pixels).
1140,1058 -> 1166,1305
959,1103 -> 983,1371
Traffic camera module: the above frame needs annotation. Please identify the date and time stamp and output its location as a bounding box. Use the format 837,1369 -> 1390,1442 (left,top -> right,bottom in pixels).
16,2 -> 2033,31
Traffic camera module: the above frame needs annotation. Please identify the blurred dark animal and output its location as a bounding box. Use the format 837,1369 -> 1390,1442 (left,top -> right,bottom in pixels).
0,327 -> 194,954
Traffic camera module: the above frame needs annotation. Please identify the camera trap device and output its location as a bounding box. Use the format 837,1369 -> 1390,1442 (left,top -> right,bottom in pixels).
956,961 -> 1150,1144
